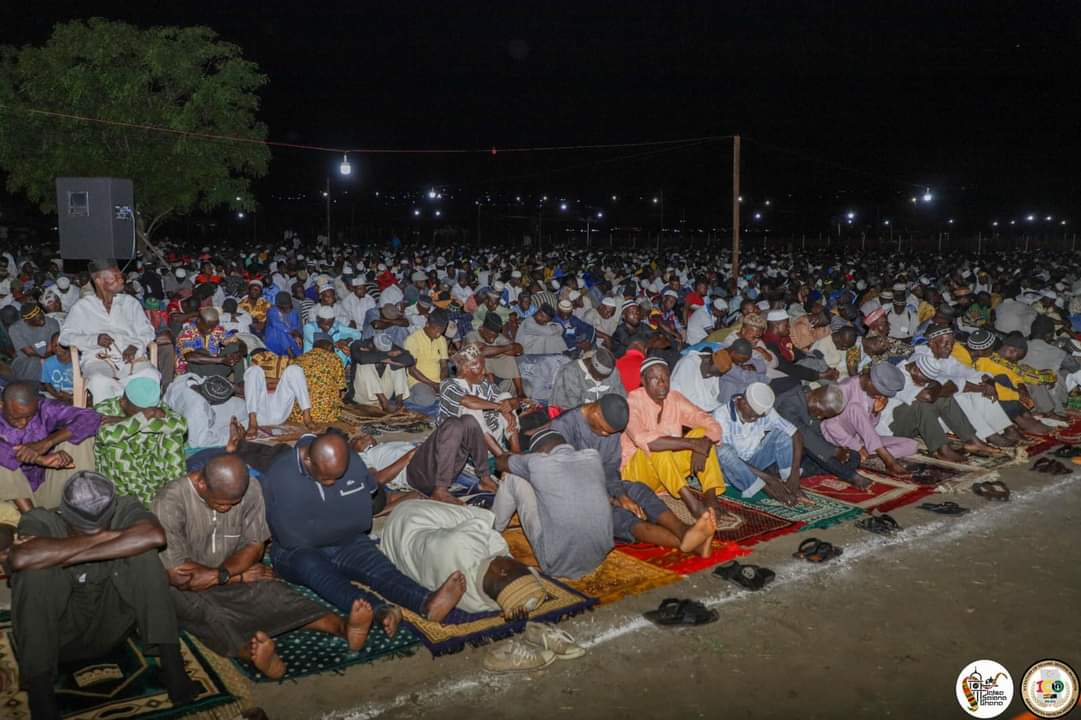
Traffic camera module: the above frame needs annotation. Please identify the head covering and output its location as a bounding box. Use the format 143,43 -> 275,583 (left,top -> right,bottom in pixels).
712,348 -> 733,374
318,283 -> 335,295
20,303 -> 42,321
411,270 -> 427,282
601,296 -> 618,309
869,362 -> 905,397
124,377 -> 161,408
58,471 -> 118,532
864,306 -> 886,325
913,354 -> 942,381
373,332 -> 393,352
351,276 -> 366,287
598,394 -> 629,431
639,356 -> 669,376
557,299 -> 574,312
494,571 -> 547,617
380,284 -> 404,306
926,324 -> 954,340
829,315 -> 851,332
528,429 -> 565,452
194,375 -> 235,405
744,382 -> 775,415
591,347 -> 615,375
878,290 -> 894,302
453,343 -> 482,365
743,312 -> 767,329
55,276 -> 71,289
316,305 -> 336,320
966,329 -> 996,351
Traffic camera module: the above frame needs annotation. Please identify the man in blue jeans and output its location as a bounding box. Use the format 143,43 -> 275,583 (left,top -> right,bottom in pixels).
259,431 -> 467,627
713,382 -> 806,507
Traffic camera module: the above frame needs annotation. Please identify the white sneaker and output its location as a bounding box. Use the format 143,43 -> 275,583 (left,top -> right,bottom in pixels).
482,639 -> 556,673
522,623 -> 585,660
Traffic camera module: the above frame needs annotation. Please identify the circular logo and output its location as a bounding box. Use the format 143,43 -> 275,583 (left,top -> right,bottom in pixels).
956,659 -> 1014,718
1021,659 -> 1079,718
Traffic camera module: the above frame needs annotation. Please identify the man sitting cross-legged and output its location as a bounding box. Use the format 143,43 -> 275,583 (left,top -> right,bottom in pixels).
152,453 -> 380,680
259,430 -> 468,623
8,472 -> 198,720
551,396 -> 719,558
242,349 -> 316,437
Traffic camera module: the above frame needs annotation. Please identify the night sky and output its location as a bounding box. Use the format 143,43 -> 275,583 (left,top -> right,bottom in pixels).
4,1 -> 1080,231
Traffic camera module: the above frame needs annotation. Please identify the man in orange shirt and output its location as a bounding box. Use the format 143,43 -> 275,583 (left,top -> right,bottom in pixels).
620,357 -> 725,518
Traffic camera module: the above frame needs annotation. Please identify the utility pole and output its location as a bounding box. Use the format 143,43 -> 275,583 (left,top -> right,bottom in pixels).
325,176 -> 331,243
732,135 -> 741,277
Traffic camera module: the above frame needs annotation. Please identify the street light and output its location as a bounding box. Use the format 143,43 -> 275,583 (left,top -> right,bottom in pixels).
596,211 -> 604,219
922,189 -> 933,203
339,154 -> 352,176
237,212 -> 245,219
753,212 -> 763,220
1026,214 -> 1036,222
435,210 -> 442,217
560,202 -> 568,211
652,197 -> 659,205
991,221 -> 999,227
413,209 -> 421,217
1045,215 -> 1053,221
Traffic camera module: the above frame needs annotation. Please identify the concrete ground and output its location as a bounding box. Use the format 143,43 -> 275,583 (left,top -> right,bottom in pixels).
251,462 -> 1081,720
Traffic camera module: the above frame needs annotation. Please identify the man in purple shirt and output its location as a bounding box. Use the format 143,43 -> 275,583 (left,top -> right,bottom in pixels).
821,363 -> 917,478
0,381 -> 101,513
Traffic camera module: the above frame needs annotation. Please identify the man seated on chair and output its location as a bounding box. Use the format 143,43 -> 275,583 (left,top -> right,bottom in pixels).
379,498 -> 548,618
0,381 -> 100,516
59,258 -> 159,403
152,453 -> 382,680
9,302 -> 60,383
242,349 -> 317,437
94,375 -> 188,506
8,472 -> 198,719
259,430 -> 468,623
620,357 -> 725,519
350,332 -> 415,413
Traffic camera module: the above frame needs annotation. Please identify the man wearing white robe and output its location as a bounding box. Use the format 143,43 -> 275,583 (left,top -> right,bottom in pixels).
242,364 -> 313,433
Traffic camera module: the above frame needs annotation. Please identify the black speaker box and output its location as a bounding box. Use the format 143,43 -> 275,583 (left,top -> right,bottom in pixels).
56,177 -> 136,259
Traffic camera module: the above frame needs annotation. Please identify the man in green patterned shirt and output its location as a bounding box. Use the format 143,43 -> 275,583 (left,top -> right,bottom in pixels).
95,376 -> 187,505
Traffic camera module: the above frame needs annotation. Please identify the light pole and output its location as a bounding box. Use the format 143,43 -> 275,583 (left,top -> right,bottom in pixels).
325,154 -> 353,243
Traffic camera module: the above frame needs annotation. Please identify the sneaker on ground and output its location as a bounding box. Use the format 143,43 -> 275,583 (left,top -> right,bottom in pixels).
523,623 -> 585,660
482,639 -> 556,673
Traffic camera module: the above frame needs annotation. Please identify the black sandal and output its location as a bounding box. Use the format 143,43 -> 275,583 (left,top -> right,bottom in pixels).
917,501 -> 969,515
856,514 -> 903,535
792,537 -> 843,563
973,480 -> 1010,501
643,598 -> 719,626
713,561 -> 776,590
1054,445 -> 1081,458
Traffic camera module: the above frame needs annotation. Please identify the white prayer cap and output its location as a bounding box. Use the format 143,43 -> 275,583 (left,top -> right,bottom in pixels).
56,276 -> 71,289
318,283 -> 335,294
662,289 -> 678,298
380,284 -> 404,306
745,382 -> 775,415
766,309 -> 788,322
378,263 -> 387,271
175,269 -> 187,278
316,305 -> 336,320
0,279 -> 10,295
557,299 -> 573,311
351,276 -> 366,286
569,290 -> 581,301
712,298 -> 727,310
756,300 -> 770,311
601,296 -> 618,308
511,270 -> 522,278
342,264 -> 354,274
892,282 -> 907,293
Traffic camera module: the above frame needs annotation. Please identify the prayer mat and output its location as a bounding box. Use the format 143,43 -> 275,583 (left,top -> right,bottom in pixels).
230,583 -> 419,683
356,573 -> 595,657
857,457 -> 970,486
0,612 -> 251,720
503,528 -> 682,605
800,474 -> 937,514
657,494 -> 805,547
722,487 -> 863,531
615,541 -> 750,576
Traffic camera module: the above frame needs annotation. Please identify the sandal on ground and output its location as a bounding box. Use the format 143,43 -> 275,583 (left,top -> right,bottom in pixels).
973,480 -> 1010,501
522,623 -> 585,660
792,537 -> 843,563
643,598 -> 719,626
1053,446 -> 1081,458
713,561 -> 776,590
917,501 -> 969,515
1033,457 -> 1055,473
1046,460 -> 1074,475
855,513 -> 902,535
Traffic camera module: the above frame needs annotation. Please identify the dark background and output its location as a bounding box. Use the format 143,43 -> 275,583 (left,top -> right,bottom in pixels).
3,1 -> 1079,241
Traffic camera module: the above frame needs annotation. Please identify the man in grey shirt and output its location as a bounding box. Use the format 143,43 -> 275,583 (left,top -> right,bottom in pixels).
493,429 -> 613,579
549,347 -> 626,409
9,304 -> 60,382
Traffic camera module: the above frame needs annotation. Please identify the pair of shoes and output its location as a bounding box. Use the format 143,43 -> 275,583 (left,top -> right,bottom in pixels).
482,624 -> 585,672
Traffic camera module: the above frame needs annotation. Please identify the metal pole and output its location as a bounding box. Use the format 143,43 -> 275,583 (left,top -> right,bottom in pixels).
732,135 -> 741,277
325,176 -> 331,242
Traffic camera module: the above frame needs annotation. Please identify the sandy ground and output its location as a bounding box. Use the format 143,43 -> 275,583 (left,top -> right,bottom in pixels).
250,463 -> 1081,720
3,456 -> 1077,719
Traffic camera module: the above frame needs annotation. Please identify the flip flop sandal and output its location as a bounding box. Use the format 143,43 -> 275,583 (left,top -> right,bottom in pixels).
973,481 -> 1010,501
793,538 -> 843,563
713,561 -> 776,590
917,501 -> 970,515
855,514 -> 903,535
1048,460 -> 1074,475
877,514 -> 902,532
1033,457 -> 1055,473
643,598 -> 719,626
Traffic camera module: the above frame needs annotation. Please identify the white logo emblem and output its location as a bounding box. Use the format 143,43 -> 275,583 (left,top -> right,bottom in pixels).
1021,659 -> 1079,719
956,660 -> 1014,718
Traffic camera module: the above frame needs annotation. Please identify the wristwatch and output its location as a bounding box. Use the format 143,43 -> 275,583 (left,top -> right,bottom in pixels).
217,566 -> 230,586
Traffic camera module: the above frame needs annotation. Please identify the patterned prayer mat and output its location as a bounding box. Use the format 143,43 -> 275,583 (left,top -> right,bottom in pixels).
615,541 -> 750,576
858,457 -> 971,485
230,583 -> 419,683
658,494 -> 805,547
503,528 -> 682,605
722,487 -> 864,531
0,612 -> 250,720
800,474 -> 937,514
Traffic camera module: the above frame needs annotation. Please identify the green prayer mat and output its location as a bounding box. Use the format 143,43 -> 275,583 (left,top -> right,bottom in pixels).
722,487 -> 864,531
0,611 -> 249,720
229,582 -> 420,683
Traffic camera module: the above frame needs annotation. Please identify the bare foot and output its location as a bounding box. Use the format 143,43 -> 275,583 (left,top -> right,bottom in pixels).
250,631 -> 285,679
424,571 -> 467,623
963,439 -> 1000,457
376,605 -> 403,638
345,599 -> 374,651
933,445 -> 967,463
680,507 -> 717,557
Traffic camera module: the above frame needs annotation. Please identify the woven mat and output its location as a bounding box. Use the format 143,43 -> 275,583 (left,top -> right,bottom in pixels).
857,457 -> 973,486
0,612 -> 251,720
615,541 -> 750,575
800,474 -> 937,514
338,407 -> 432,436
231,583 -> 419,683
504,528 -> 682,605
721,487 -> 863,531
658,494 -> 805,547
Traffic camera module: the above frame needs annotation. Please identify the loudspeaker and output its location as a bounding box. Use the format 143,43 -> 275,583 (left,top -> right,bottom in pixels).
56,177 -> 136,259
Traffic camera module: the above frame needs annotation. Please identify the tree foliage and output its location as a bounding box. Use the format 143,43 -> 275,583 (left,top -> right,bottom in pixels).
0,18 -> 270,241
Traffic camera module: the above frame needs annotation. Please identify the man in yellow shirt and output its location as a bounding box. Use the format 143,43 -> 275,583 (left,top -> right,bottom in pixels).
402,309 -> 449,415
965,330 -> 1051,437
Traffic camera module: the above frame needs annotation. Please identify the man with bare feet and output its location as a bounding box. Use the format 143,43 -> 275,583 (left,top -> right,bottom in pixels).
152,454 -> 386,679
259,431 -> 469,624
493,430 -> 615,578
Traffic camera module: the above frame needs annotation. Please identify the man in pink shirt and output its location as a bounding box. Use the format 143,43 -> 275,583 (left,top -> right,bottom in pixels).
620,357 -> 725,518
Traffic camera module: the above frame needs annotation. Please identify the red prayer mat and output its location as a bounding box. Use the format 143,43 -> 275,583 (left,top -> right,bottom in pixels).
800,474 -> 937,514
658,494 -> 805,548
616,540 -> 750,576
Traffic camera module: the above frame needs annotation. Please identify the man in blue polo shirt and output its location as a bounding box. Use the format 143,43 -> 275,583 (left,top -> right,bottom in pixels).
259,431 -> 467,625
